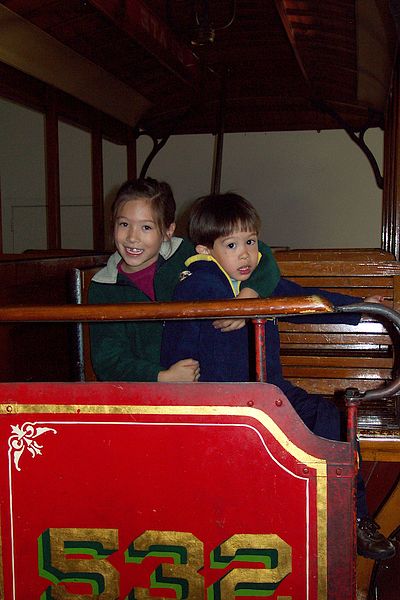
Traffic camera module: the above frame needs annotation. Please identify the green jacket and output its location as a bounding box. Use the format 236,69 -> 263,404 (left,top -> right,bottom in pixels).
88,237 -> 280,381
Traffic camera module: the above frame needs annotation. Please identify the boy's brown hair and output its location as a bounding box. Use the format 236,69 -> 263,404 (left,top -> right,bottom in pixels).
189,193 -> 261,247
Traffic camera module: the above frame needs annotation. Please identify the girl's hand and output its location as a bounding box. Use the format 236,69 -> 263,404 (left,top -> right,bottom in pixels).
212,286 -> 259,332
158,359 -> 200,382
213,318 -> 246,332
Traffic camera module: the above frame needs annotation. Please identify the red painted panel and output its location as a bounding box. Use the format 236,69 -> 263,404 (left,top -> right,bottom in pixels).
0,382 -> 356,598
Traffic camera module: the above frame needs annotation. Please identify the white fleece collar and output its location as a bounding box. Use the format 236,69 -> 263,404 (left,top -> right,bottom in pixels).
92,237 -> 184,284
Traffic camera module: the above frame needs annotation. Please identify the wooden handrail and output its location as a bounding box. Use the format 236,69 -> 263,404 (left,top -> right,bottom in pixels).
0,295 -> 334,322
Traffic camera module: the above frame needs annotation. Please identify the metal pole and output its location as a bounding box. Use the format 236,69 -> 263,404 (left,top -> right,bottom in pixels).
252,318 -> 267,382
211,71 -> 227,194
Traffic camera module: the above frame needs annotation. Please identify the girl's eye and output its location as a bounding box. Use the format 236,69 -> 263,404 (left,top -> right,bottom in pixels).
119,221 -> 128,228
142,224 -> 153,231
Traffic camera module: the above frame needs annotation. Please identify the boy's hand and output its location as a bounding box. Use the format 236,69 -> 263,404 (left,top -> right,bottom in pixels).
237,287 -> 259,300
364,295 -> 392,307
212,286 -> 259,332
158,359 -> 200,382
360,295 -> 392,321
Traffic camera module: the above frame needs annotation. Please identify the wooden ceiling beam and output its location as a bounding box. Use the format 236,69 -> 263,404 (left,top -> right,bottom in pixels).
0,4 -> 150,126
273,0 -> 312,88
88,0 -> 201,89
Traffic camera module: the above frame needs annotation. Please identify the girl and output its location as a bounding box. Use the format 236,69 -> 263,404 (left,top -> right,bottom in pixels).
88,178 -> 280,382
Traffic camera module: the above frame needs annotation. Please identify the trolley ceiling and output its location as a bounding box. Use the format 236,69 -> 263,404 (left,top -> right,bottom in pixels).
0,0 -> 397,136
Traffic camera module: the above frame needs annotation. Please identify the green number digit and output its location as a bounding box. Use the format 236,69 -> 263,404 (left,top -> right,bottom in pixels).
126,530 -> 204,599
208,533 -> 292,599
38,527 -> 119,599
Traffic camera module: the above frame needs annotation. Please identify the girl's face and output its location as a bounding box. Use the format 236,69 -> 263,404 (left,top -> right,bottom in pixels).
114,198 -> 175,273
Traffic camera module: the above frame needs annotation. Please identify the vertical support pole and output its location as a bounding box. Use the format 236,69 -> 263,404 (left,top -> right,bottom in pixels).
127,131 -> 137,180
45,90 -> 61,249
91,124 -> 104,250
252,318 -> 267,382
345,387 -> 362,577
211,71 -> 227,194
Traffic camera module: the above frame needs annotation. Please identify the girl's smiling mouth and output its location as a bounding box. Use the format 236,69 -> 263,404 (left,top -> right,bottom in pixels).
125,247 -> 144,255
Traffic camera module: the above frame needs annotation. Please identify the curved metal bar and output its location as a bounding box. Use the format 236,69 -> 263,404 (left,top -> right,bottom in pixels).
336,302 -> 400,401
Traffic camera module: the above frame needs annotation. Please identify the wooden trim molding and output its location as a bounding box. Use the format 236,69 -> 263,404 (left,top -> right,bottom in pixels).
382,56 -> 400,260
127,136 -> 137,181
0,4 -> 150,127
45,94 -> 61,249
91,128 -> 105,250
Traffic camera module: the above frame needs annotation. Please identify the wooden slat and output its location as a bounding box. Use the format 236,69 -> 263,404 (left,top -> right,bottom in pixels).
288,378 -> 391,394
278,321 -> 389,333
282,344 -> 390,352
282,367 -> 392,380
279,260 -> 400,277
359,439 -> 400,462
281,356 -> 393,368
279,332 -> 391,345
275,249 -> 395,261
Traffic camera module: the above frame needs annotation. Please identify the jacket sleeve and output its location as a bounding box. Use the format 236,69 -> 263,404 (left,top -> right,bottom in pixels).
274,277 -> 363,324
241,240 -> 280,297
88,283 -> 161,382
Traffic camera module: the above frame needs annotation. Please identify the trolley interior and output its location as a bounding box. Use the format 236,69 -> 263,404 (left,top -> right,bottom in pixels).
0,296 -> 399,599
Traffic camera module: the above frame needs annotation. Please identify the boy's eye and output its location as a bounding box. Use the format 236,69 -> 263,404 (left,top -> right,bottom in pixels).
247,239 -> 256,245
227,242 -> 236,249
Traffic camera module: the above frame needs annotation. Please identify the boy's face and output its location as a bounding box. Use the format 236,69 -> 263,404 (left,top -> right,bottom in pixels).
197,228 -> 259,281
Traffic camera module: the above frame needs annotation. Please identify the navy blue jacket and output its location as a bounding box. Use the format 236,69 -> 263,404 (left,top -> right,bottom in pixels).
162,259 -> 250,381
161,259 -> 362,398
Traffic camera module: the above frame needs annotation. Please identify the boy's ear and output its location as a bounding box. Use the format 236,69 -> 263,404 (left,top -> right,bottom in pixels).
164,222 -> 176,240
195,244 -> 211,255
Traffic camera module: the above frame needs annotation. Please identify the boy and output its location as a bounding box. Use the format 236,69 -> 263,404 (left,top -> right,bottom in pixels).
161,192 -> 396,561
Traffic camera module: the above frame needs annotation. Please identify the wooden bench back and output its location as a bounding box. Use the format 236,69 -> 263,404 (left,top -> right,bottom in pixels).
274,248 -> 396,262
276,257 -> 400,435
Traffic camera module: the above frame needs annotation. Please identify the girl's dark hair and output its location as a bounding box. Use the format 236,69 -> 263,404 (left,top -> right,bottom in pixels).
112,177 -> 176,234
189,193 -> 261,247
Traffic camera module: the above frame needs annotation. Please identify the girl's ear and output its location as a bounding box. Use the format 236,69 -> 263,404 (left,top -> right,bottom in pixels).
195,244 -> 211,255
164,222 -> 176,240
